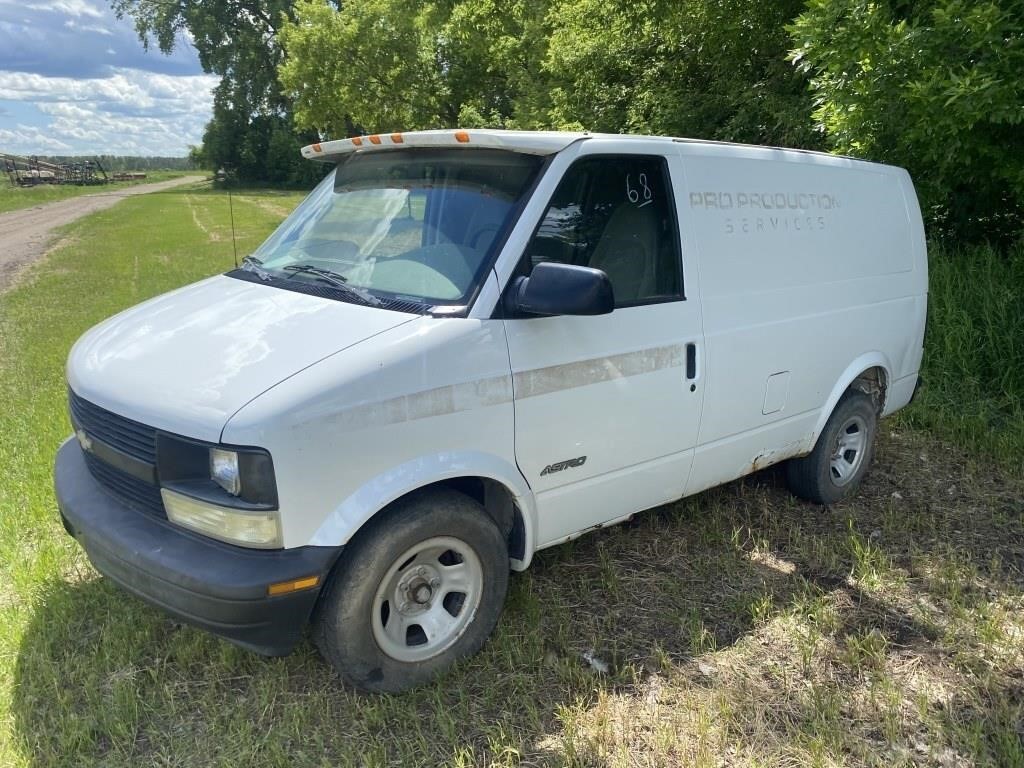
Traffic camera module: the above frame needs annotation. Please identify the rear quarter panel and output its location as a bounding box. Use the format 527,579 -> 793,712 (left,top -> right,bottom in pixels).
678,144 -> 927,494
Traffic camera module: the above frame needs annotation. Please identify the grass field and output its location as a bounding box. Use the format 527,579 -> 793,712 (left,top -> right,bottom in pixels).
0,185 -> 1021,767
0,171 -> 196,214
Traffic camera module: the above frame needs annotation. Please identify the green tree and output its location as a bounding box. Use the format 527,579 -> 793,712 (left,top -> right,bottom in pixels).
279,0 -> 549,136
113,0 -> 317,183
790,0 -> 1024,240
279,0 -> 451,136
542,0 -> 819,147
187,145 -> 206,169
440,0 -> 552,129
280,0 -> 818,150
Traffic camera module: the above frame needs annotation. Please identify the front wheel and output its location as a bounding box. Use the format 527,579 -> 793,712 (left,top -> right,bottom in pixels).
313,488 -> 509,693
786,391 -> 878,505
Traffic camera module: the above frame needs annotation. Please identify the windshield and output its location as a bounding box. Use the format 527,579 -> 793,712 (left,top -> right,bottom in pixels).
249,149 -> 543,306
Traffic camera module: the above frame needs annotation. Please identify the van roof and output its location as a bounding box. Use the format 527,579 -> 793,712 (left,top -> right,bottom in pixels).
300,128 -> 872,168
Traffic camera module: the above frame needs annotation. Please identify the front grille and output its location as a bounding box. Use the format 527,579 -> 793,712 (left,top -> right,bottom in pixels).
82,451 -> 165,517
69,389 -> 165,517
69,390 -> 157,464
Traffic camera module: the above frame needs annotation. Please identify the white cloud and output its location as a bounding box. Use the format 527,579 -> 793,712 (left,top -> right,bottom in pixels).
0,68 -> 218,155
23,0 -> 103,19
1,70 -> 217,113
0,124 -> 72,152
64,18 -> 112,35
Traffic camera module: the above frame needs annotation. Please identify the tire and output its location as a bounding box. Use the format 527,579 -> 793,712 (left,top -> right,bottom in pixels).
786,391 -> 878,505
313,487 -> 509,693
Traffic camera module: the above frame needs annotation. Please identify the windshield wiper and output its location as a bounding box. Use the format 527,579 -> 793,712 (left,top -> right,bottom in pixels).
240,255 -> 273,281
282,263 -> 381,306
282,263 -> 347,283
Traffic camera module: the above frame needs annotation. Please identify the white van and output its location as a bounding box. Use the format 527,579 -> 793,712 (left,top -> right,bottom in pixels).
55,130 -> 927,691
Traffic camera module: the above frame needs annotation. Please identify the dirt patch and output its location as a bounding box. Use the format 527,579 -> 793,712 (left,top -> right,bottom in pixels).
0,175 -> 205,294
235,195 -> 291,219
183,194 -> 224,243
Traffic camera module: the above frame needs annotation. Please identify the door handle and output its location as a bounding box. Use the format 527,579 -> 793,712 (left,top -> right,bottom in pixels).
686,343 -> 697,380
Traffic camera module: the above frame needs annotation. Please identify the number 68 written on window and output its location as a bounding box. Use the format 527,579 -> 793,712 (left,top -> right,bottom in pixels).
626,173 -> 653,207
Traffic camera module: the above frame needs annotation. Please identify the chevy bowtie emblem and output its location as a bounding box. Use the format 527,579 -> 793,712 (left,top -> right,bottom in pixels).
75,428 -> 93,453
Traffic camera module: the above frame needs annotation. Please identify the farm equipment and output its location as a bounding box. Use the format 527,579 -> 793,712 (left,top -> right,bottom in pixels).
1,153 -> 112,187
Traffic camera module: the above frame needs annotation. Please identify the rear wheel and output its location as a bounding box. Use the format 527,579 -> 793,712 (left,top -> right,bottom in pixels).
786,391 -> 878,505
313,488 -> 509,693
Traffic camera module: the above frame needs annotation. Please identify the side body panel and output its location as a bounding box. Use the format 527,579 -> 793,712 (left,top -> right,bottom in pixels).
678,145 -> 927,495
227,139 -> 927,561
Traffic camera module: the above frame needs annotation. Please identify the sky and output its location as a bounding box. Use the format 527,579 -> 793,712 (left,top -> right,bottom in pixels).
0,0 -> 218,157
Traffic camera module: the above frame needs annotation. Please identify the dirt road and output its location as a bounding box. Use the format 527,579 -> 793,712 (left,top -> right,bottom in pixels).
0,175 -> 205,293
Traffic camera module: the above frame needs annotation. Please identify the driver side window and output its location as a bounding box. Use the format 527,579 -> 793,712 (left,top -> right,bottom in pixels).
523,155 -> 683,306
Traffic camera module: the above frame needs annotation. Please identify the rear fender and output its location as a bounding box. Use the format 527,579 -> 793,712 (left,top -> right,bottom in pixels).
808,352 -> 892,452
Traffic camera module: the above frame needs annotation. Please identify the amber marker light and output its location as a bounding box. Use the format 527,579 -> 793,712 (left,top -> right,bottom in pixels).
390,133 -> 404,143
351,136 -> 363,146
368,134 -> 382,144
454,130 -> 470,143
267,575 -> 320,596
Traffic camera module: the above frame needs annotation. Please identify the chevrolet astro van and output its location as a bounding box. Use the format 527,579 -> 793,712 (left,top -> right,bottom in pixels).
55,130 -> 927,692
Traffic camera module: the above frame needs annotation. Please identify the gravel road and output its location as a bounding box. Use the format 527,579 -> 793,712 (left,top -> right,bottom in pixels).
0,175 -> 205,293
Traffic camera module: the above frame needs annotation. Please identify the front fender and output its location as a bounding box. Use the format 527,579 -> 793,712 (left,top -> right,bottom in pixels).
308,451 -> 539,570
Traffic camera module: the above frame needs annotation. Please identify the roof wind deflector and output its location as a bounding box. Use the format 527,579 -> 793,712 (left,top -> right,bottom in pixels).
300,129 -> 587,162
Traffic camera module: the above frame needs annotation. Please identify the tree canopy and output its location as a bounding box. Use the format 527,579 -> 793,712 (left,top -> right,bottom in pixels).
113,0 -> 320,184
541,0 -> 819,147
791,0 -> 1024,240
278,0 -> 820,148
114,0 -> 1024,238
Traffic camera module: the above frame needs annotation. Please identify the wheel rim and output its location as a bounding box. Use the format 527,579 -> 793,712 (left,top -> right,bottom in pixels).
371,536 -> 483,663
829,414 -> 868,487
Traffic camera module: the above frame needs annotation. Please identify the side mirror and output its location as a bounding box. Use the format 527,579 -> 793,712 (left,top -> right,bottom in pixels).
505,262 -> 614,317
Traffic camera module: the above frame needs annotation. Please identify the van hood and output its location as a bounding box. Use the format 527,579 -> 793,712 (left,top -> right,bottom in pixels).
67,275 -> 415,442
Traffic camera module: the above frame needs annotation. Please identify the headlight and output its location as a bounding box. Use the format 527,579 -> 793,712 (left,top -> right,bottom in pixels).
156,434 -> 280,548
162,489 -> 282,548
210,448 -> 241,496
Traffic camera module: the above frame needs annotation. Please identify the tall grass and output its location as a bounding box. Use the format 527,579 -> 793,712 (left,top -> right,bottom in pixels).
901,240 -> 1024,465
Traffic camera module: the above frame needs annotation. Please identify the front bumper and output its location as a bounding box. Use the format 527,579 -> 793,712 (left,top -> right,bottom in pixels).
54,438 -> 341,656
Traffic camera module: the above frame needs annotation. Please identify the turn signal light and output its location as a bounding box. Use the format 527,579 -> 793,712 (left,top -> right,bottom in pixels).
267,575 -> 320,596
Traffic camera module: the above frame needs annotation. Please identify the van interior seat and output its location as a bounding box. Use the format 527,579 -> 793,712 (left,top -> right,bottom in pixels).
588,203 -> 659,303
463,198 -> 507,253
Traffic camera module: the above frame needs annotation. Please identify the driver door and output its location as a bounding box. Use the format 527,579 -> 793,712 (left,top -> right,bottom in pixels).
502,146 -> 704,547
